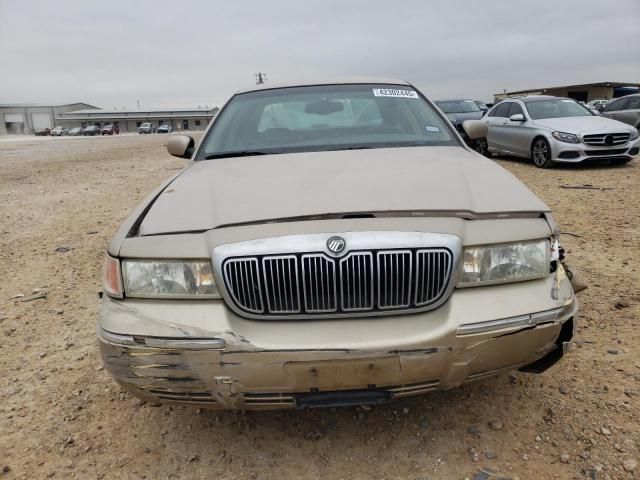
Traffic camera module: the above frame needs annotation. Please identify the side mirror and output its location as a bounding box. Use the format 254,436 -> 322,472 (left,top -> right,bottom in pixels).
509,113 -> 525,122
167,135 -> 195,159
462,119 -> 488,140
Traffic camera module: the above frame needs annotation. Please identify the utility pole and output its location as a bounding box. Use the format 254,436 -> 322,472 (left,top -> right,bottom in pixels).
137,100 -> 140,111
255,73 -> 267,85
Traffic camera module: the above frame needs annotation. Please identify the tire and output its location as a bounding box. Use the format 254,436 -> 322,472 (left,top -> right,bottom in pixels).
531,137 -> 554,168
475,138 -> 491,157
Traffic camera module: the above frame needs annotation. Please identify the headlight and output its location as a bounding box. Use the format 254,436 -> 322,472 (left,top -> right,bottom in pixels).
551,131 -> 580,143
458,240 -> 550,287
122,260 -> 220,298
629,129 -> 639,141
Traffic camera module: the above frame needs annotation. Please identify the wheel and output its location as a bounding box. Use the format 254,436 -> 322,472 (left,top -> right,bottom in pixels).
475,138 -> 491,157
531,137 -> 553,168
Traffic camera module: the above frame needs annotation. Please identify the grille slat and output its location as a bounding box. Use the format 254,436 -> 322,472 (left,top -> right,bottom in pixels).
340,252 -> 373,311
415,249 -> 450,307
262,256 -> 300,313
223,248 -> 452,318
224,258 -> 264,313
302,254 -> 336,313
378,250 -> 412,309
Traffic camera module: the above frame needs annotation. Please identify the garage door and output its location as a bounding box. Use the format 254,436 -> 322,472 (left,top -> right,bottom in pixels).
32,113 -> 52,130
5,113 -> 24,123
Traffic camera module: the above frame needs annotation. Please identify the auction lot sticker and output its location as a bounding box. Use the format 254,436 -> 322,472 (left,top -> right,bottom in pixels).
372,88 -> 419,99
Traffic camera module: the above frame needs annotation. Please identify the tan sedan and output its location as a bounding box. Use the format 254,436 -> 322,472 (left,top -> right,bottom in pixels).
98,79 -> 578,409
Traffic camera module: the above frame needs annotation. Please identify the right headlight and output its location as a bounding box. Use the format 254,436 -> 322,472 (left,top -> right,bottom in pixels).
629,129 -> 639,141
122,259 -> 220,298
458,240 -> 550,287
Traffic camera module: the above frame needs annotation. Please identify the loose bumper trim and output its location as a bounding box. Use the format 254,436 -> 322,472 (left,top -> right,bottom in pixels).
97,327 -> 227,350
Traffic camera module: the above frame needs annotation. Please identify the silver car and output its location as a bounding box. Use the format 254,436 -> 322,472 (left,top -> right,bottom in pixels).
600,93 -> 640,129
476,96 -> 639,167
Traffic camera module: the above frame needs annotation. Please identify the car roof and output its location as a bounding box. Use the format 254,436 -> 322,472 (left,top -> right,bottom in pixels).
518,95 -> 566,103
235,77 -> 410,94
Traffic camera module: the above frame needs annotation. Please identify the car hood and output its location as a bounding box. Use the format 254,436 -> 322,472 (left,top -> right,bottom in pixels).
138,146 -> 549,235
532,115 -> 633,134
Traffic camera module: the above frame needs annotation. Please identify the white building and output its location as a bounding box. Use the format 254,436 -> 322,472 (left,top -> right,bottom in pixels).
0,102 -> 98,135
55,107 -> 219,133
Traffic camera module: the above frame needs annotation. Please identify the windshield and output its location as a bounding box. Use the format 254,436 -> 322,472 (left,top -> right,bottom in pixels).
437,100 -> 481,114
525,99 -> 593,119
197,84 -> 457,159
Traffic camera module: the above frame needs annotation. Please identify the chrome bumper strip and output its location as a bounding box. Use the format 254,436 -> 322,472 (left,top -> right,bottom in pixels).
97,326 -> 227,350
456,301 -> 574,336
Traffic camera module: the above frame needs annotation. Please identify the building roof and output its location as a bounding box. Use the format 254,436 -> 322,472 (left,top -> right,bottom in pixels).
0,102 -> 98,109
65,107 -> 217,115
496,81 -> 640,96
56,106 -> 219,120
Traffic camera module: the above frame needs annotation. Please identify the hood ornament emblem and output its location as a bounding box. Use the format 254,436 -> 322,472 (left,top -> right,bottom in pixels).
326,236 -> 346,255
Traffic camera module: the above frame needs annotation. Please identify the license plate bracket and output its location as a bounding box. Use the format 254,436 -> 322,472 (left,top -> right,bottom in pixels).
295,389 -> 391,409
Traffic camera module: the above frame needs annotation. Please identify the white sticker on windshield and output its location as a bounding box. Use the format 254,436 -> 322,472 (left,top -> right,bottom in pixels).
372,88 -> 419,99
561,99 -> 573,102
425,126 -> 441,133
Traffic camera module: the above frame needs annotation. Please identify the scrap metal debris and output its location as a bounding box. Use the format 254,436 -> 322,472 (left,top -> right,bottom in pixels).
20,292 -> 47,302
560,184 -> 614,191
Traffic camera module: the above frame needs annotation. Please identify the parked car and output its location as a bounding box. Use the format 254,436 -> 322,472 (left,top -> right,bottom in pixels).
474,101 -> 489,114
99,79 -> 579,410
435,99 -> 485,144
587,99 -> 609,112
101,124 -> 119,135
68,127 -> 83,136
51,126 -> 68,136
138,122 -> 155,134
34,128 -> 51,136
157,124 -> 173,134
83,125 -> 101,136
475,96 -> 639,167
599,93 -> 640,130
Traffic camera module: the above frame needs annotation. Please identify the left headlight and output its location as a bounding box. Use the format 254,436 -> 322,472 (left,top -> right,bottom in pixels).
458,240 -> 550,287
551,131 -> 580,143
122,260 -> 220,298
629,129 -> 639,141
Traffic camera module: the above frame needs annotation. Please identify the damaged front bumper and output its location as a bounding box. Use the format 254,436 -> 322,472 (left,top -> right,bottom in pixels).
98,268 -> 577,410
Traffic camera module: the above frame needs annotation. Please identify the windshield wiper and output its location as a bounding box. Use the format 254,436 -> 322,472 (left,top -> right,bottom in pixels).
204,151 -> 272,160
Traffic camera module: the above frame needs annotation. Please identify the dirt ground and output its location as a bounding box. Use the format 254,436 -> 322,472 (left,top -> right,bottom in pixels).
0,134 -> 638,480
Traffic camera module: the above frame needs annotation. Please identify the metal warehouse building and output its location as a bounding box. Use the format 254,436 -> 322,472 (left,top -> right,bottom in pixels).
0,102 -> 98,135
495,81 -> 640,103
55,107 -> 219,133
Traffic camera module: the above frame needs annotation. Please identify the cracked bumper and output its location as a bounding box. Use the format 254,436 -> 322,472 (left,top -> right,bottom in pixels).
98,269 -> 577,410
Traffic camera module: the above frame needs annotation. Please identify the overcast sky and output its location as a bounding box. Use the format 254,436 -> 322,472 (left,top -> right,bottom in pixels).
1,0 -> 639,108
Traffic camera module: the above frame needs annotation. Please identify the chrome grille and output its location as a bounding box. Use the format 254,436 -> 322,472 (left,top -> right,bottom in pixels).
221,248 -> 453,318
582,132 -> 630,146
